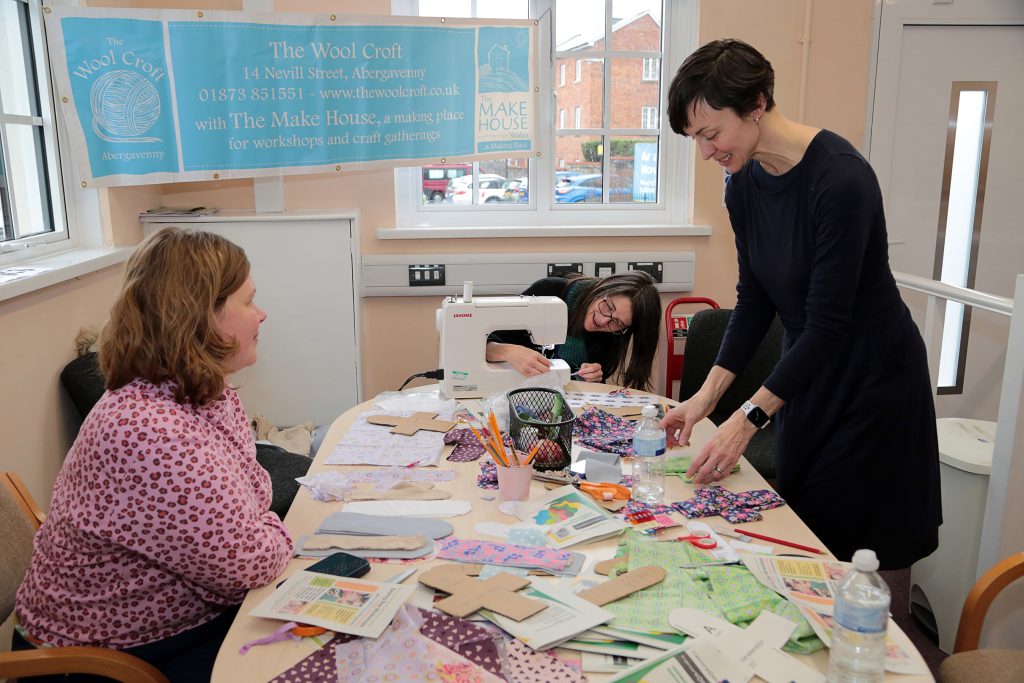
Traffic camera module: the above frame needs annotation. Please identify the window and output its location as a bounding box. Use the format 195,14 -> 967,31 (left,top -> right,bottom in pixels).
642,106 -> 658,129
393,0 -> 694,230
642,56 -> 659,81
934,83 -> 996,394
0,0 -> 67,255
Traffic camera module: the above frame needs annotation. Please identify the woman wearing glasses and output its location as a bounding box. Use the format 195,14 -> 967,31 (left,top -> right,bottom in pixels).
486,271 -> 661,391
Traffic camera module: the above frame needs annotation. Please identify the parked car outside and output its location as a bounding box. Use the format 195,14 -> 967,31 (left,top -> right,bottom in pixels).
554,173 -> 633,203
446,174 -> 507,204
422,164 -> 471,202
502,177 -> 528,203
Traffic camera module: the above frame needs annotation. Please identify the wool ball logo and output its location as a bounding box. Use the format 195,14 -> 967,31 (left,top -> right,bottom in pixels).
89,70 -> 162,143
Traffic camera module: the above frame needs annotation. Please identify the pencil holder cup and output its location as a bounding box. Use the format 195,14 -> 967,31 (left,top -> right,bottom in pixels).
496,462 -> 534,501
507,388 -> 575,472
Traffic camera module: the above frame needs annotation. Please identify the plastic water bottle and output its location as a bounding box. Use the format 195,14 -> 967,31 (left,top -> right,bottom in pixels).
631,404 -> 666,504
828,549 -> 890,683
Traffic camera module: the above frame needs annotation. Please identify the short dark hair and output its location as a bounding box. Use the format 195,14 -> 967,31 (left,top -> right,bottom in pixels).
667,39 -> 775,136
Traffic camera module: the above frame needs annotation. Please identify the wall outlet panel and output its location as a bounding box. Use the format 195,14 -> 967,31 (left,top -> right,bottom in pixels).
627,261 -> 664,283
408,264 -> 445,286
361,252 -> 694,296
547,262 -> 584,278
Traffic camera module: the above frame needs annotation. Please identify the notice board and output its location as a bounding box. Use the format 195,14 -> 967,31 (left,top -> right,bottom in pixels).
43,8 -> 537,187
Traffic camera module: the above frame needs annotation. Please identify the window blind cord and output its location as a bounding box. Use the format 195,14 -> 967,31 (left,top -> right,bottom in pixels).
397,369 -> 444,392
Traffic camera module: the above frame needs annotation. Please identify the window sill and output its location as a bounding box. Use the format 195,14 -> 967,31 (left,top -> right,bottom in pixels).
0,246 -> 132,304
376,224 -> 712,240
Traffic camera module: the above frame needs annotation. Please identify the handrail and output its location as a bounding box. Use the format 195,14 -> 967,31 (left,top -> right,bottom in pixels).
893,271 -> 1013,316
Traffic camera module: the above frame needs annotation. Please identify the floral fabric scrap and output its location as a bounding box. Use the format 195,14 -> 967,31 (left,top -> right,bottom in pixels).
574,406 -> 637,456
624,485 -> 786,524
438,538 -> 573,571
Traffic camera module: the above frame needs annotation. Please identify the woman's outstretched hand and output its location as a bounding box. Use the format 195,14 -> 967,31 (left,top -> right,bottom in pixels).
487,342 -> 552,377
661,396 -> 712,448
685,411 -> 756,484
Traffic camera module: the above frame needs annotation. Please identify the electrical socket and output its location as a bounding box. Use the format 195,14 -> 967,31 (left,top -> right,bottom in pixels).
408,264 -> 445,286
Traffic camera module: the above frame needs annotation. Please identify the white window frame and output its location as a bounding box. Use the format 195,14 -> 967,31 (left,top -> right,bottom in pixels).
642,56 -> 659,81
574,57 -> 582,83
1,0 -> 106,273
641,106 -> 658,130
559,62 -> 565,86
558,108 -> 565,129
573,105 -> 581,129
391,0 -> 699,233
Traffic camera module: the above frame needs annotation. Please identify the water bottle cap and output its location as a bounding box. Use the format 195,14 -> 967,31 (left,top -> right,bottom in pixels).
641,404 -> 658,418
851,549 -> 880,572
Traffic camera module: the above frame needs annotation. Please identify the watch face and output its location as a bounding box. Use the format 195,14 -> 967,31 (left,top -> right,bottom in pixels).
743,402 -> 770,429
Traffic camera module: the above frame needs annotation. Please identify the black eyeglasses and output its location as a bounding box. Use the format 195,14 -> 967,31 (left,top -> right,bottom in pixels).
597,297 -> 629,335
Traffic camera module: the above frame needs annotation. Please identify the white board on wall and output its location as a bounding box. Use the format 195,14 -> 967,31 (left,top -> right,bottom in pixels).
143,212 -> 360,429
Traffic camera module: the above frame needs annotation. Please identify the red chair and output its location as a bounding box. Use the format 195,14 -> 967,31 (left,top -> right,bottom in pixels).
664,297 -> 720,399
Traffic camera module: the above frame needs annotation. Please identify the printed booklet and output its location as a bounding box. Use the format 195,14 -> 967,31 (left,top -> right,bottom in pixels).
250,570 -> 413,638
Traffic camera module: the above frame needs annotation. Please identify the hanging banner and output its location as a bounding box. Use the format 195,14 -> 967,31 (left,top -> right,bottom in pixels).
43,8 -> 537,187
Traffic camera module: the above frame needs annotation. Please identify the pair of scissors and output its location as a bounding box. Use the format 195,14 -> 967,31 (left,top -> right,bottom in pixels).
670,530 -> 717,550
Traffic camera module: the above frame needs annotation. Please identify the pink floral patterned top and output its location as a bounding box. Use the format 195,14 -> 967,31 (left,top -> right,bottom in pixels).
16,377 -> 294,648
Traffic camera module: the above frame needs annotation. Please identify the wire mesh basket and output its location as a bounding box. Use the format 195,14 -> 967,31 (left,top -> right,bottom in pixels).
507,388 -> 575,472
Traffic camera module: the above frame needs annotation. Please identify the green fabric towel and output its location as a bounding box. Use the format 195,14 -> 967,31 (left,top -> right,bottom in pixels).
603,530 -> 823,654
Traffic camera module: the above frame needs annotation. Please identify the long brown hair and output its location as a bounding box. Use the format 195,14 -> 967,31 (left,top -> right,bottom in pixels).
99,227 -> 250,405
565,271 -> 661,391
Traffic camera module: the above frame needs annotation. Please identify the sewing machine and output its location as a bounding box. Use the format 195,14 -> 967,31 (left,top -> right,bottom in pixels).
436,282 -> 572,398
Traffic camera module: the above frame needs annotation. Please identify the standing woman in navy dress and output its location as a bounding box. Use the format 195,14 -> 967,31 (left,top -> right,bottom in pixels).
660,39 -> 941,570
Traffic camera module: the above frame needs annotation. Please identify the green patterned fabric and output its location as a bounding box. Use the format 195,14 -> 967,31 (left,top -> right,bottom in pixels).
603,531 -> 823,654
665,456 -> 741,484
554,283 -> 588,369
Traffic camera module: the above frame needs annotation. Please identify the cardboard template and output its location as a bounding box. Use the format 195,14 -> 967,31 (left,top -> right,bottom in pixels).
577,566 -> 667,606
417,565 -> 548,621
366,412 -> 458,435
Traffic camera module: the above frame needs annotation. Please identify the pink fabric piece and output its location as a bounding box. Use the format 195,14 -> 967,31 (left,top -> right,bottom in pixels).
16,379 -> 294,648
438,538 -> 573,571
505,639 -> 586,683
333,604 -> 503,682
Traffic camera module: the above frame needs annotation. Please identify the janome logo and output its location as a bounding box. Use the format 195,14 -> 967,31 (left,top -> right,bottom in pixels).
453,313 -> 473,318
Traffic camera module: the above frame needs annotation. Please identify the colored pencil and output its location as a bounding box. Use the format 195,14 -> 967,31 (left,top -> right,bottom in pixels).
488,411 -> 510,462
521,443 -> 540,467
465,421 -> 509,466
733,528 -> 823,555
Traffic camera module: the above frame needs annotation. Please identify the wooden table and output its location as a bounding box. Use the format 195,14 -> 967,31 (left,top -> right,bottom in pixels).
212,382 -> 933,682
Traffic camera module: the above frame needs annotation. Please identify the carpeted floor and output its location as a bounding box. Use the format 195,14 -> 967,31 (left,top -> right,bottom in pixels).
881,567 -> 946,678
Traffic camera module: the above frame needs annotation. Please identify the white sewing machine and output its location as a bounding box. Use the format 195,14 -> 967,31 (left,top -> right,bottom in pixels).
436,282 -> 572,398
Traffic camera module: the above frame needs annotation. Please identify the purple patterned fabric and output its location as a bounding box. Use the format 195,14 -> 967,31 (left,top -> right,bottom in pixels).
624,485 -> 786,524
417,608 -> 507,678
574,406 -> 636,456
446,428 -> 515,463
478,460 -> 499,489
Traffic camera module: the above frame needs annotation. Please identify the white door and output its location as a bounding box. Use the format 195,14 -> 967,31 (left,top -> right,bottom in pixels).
867,0 -> 1024,651
870,2 -> 1024,420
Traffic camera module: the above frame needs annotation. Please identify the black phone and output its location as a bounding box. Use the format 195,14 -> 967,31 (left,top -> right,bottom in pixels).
278,552 -> 370,587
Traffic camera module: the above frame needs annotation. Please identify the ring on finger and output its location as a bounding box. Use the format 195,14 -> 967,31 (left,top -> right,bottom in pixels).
714,466 -> 724,474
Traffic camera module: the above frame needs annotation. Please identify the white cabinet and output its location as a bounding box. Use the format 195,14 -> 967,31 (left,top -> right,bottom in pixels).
143,212 -> 360,428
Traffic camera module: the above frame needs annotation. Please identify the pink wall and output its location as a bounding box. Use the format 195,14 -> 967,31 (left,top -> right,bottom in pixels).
0,1 -> 875,507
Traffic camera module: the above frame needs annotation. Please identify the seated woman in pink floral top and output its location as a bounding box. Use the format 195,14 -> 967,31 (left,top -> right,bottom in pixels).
14,227 -> 294,682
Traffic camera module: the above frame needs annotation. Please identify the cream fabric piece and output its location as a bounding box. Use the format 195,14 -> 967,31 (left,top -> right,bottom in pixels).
252,414 -> 315,455
302,534 -> 427,551
344,481 -> 452,501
